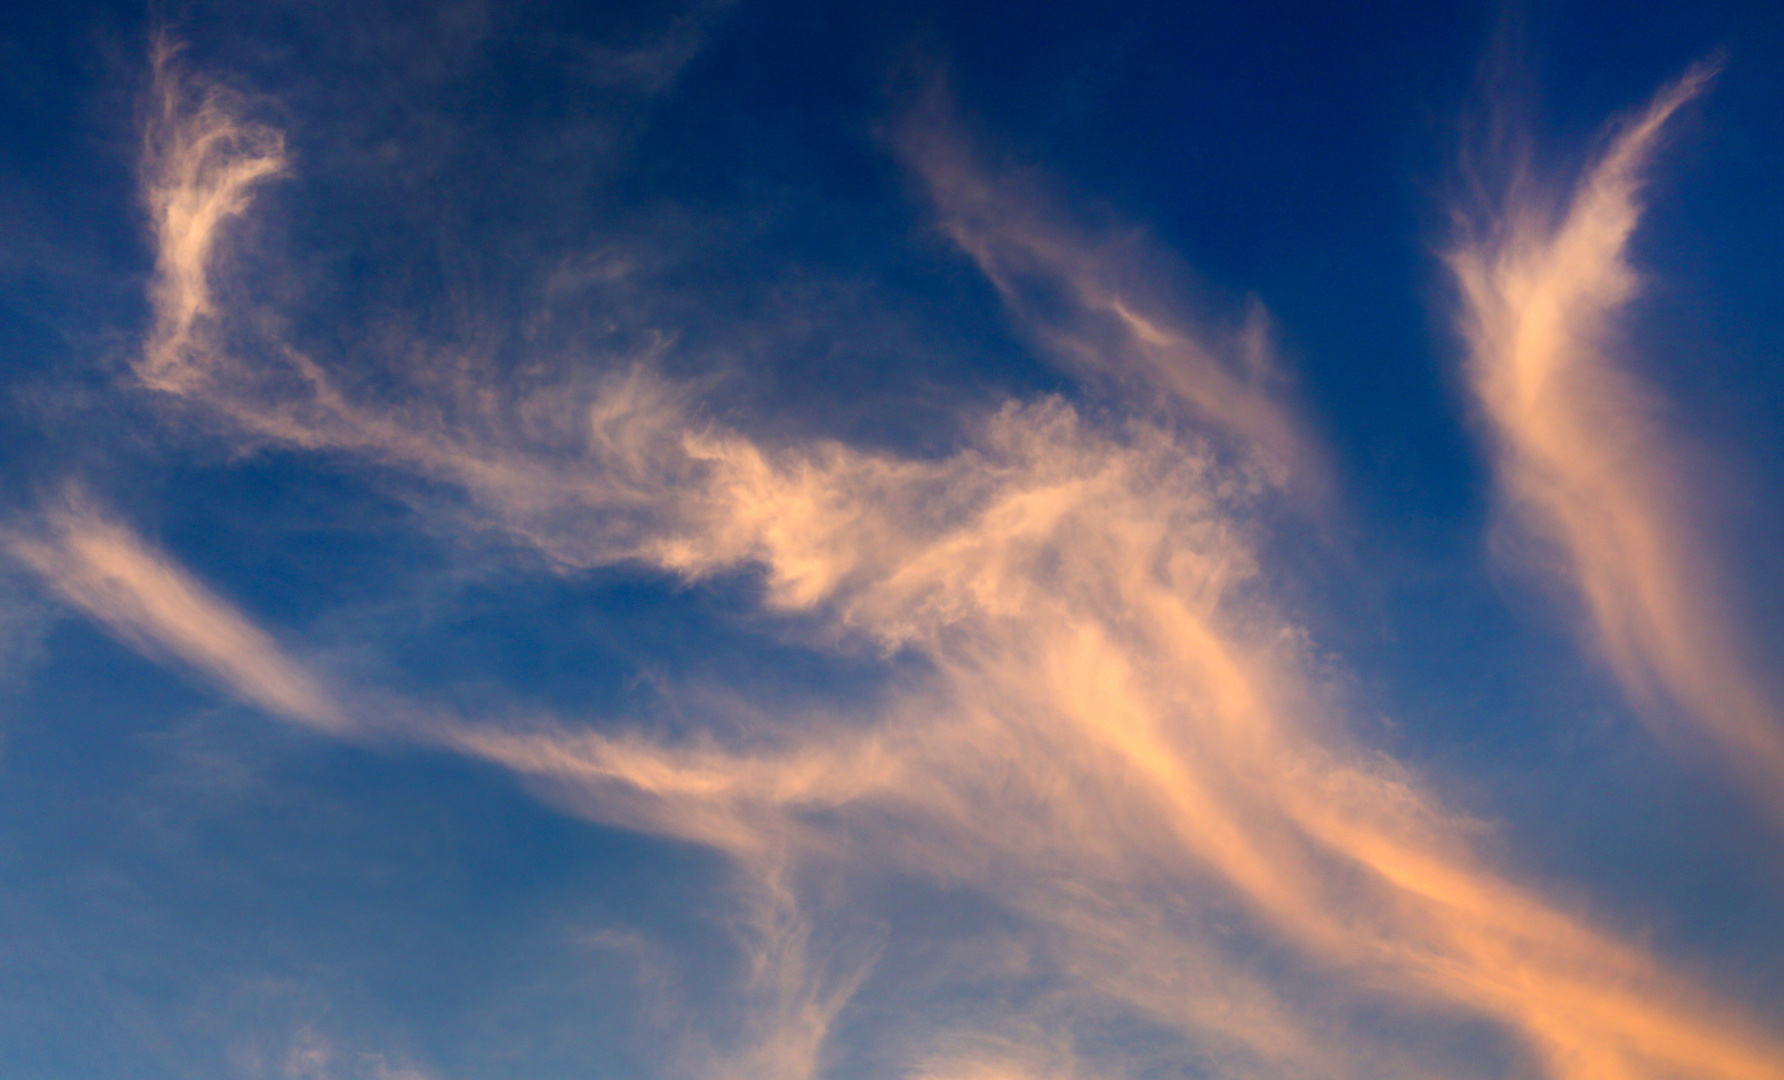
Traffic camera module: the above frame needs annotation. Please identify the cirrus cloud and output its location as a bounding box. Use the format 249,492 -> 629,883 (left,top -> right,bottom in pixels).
10,39 -> 1783,1080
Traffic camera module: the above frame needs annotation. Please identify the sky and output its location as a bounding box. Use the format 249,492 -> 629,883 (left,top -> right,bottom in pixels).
3,2 -> 1784,1079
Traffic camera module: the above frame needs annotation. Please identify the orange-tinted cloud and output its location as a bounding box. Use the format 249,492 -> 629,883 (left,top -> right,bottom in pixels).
6,491 -> 347,733
1450,62 -> 1784,827
139,35 -> 287,400
900,103 -> 1326,499
26,45 -> 1782,1080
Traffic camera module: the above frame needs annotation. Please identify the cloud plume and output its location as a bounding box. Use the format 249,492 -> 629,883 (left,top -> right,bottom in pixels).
1449,62 -> 1784,826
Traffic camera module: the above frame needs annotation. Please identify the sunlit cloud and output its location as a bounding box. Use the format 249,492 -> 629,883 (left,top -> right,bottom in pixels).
12,39 -> 1783,1080
139,34 -> 287,401
900,101 -> 1326,498
1449,61 -> 1784,827
6,490 -> 348,734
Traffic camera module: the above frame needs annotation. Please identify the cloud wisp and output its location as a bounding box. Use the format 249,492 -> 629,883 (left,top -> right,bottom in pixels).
899,106 -> 1327,499
14,46 -> 1784,1080
139,35 -> 288,402
5,491 -> 348,734
1449,63 -> 1784,828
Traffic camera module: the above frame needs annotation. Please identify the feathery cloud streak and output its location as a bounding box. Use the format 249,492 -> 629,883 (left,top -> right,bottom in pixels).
20,47 -> 1784,1080
6,492 -> 347,733
1450,64 -> 1784,826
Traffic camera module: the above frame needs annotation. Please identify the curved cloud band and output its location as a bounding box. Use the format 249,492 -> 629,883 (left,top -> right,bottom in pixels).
1450,63 -> 1784,828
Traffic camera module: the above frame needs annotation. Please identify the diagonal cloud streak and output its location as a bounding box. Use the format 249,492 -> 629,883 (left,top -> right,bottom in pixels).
1449,62 -> 1784,828
6,491 -> 348,733
14,44 -> 1783,1080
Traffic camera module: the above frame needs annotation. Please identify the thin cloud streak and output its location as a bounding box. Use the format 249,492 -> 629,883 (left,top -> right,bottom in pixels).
37,43 -> 1784,1080
5,492 -> 347,733
1450,62 -> 1784,826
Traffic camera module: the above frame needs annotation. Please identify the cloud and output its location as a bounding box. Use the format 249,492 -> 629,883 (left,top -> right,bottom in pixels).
139,34 -> 287,400
23,39 -> 1784,1080
565,0 -> 736,94
899,100 -> 1327,498
1449,62 -> 1784,827
437,395 -> 1784,1079
224,1024 -> 435,1080
46,388 -> 1784,1076
5,491 -> 348,734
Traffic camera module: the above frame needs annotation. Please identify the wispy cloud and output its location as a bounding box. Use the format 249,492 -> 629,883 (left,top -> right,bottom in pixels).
900,101 -> 1326,498
21,41 -> 1783,1080
564,0 -> 736,95
1449,62 -> 1784,826
139,34 -> 287,400
440,395 -> 1784,1079
6,491 -> 348,733
229,1024 -> 434,1080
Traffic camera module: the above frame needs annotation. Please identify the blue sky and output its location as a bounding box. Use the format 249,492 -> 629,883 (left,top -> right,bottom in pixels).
3,2 -> 1784,1078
